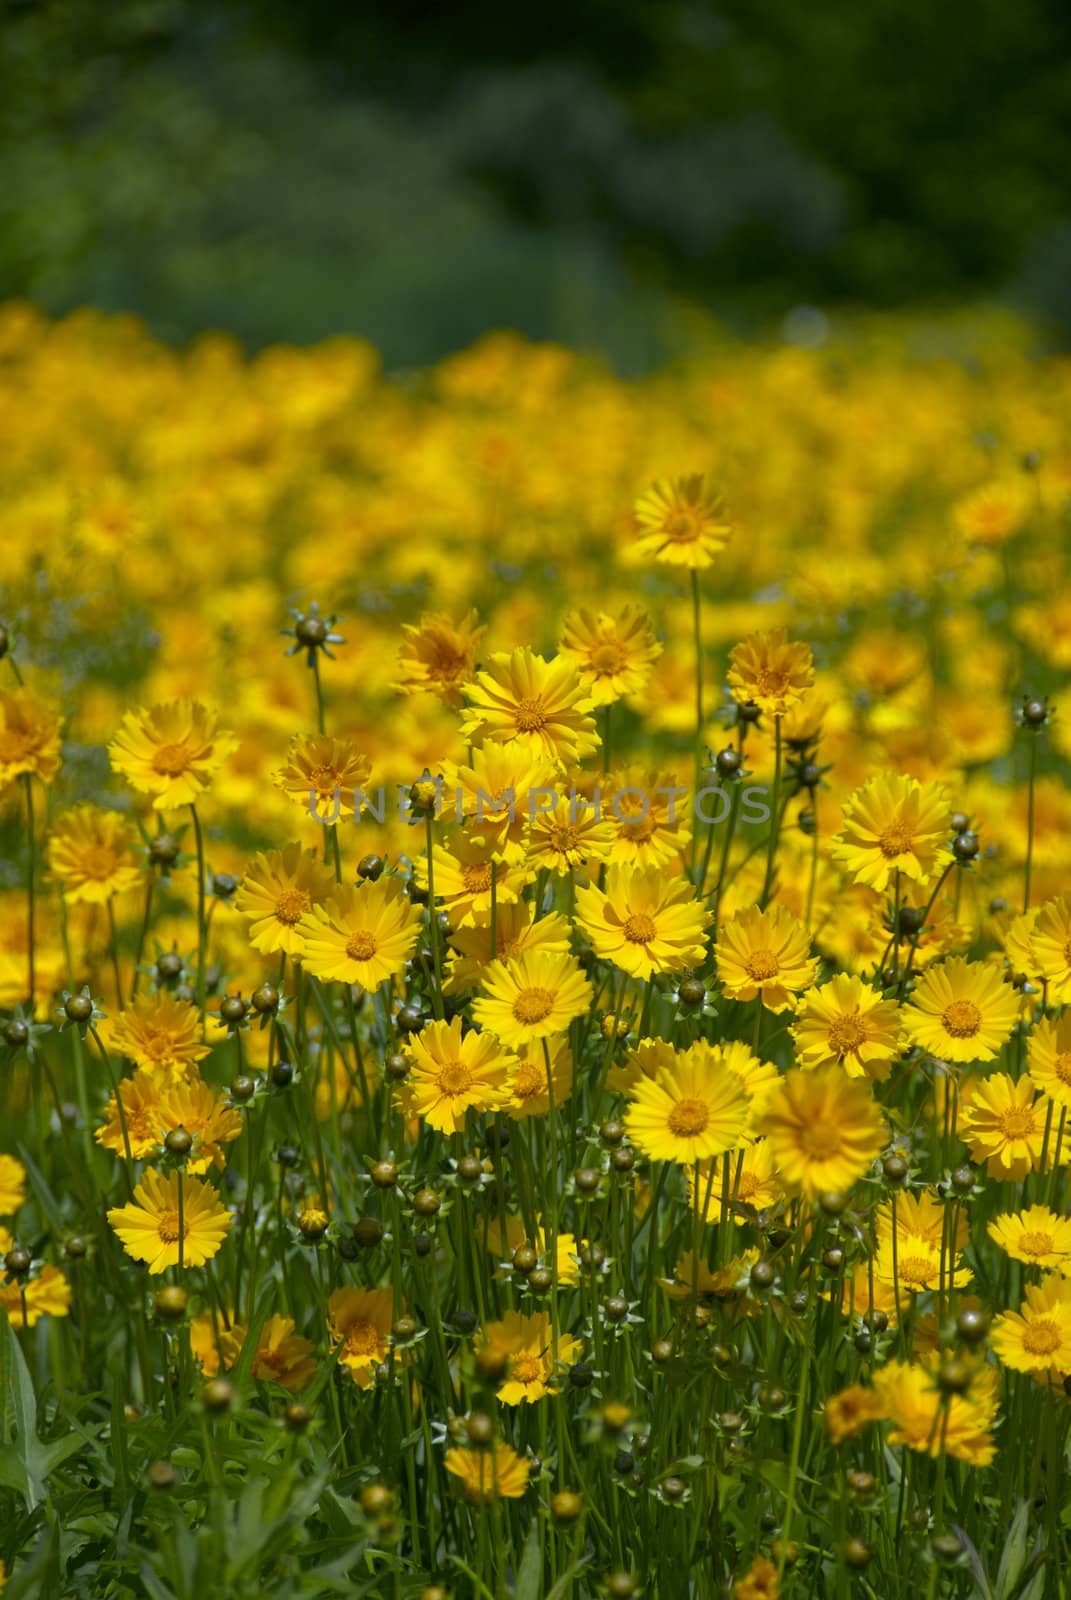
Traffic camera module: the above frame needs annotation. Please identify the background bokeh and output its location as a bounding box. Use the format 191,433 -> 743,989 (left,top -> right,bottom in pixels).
3,0 -> 1071,366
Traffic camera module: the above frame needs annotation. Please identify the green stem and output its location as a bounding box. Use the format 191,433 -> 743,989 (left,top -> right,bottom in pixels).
759,717 -> 782,908
190,803 -> 208,1033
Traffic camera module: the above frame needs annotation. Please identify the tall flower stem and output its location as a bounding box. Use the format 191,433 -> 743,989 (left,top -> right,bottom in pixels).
424,812 -> 444,1019
759,718 -> 783,908
311,653 -> 327,736
22,774 -> 35,1008
1024,728 -> 1038,913
189,803 -> 207,1033
690,570 -> 704,873
89,1024 -> 135,1197
131,876 -> 154,1000
107,899 -> 124,1009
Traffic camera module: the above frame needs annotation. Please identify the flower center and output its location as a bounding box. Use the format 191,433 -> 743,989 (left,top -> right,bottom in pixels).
158,1210 -> 188,1244
898,1254 -> 935,1288
549,824 -> 581,854
942,1000 -> 982,1038
744,949 -> 779,982
665,510 -> 699,542
308,762 -> 341,794
510,1355 -> 543,1384
274,888 -> 310,925
515,698 -> 548,733
152,742 -> 192,777
512,1064 -> 543,1100
800,1123 -> 841,1158
1023,1320 -> 1061,1356
591,642 -> 626,672
437,1061 -> 473,1096
81,844 -> 121,880
1018,1230 -> 1055,1258
344,1320 -> 380,1358
827,1014 -> 868,1053
998,1106 -> 1036,1140
623,913 -> 657,944
878,823 -> 913,860
1055,1051 -> 1071,1085
668,1098 -> 710,1137
754,666 -> 790,698
462,864 -> 493,894
345,931 -> 378,961
513,987 -> 555,1024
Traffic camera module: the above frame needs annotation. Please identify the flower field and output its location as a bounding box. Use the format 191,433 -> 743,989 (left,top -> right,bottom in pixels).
2,301 -> 1071,1597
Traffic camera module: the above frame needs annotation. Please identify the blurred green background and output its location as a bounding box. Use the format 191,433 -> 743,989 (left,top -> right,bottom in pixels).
3,0 -> 1071,368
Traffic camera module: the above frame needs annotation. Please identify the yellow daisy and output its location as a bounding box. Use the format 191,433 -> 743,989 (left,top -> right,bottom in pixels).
632,474 -> 731,569
988,1206 -> 1071,1273
991,1276 -> 1071,1374
1027,1013 -> 1071,1110
557,603 -> 662,705
791,973 -> 902,1078
0,1154 -> 27,1216
298,877 -> 422,988
715,903 -> 818,1012
902,957 -> 1018,1064
830,774 -> 951,893
1030,896 -> 1071,1004
273,733 -> 373,824
234,843 -> 337,956
47,804 -> 142,904
327,1286 -> 393,1388
757,1066 -> 885,1198
108,700 -> 237,809
504,1035 -> 574,1119
0,686 -> 63,787
445,1442 -> 530,1504
395,608 -> 486,707
416,834 -> 529,928
471,949 -> 592,1049
872,1360 -> 997,1466
625,1052 -> 752,1164
688,1139 -> 781,1225
443,903 -> 572,996
958,1072 -> 1047,1180
575,863 -> 710,980
476,1310 -> 580,1405
727,628 -> 814,718
107,1169 -> 232,1273
525,796 -> 615,877
107,993 -> 209,1082
460,647 -> 599,767
398,1016 -> 514,1133
603,764 -> 693,870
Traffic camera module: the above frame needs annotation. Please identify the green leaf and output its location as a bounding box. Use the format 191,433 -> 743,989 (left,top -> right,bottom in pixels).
515,1518 -> 543,1600
0,1311 -> 42,1508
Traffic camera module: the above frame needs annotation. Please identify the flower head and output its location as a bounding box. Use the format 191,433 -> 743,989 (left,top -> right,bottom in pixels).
234,843 -> 337,956
396,610 -> 486,707
298,877 -> 422,988
460,648 -> 599,768
959,1071 -> 1047,1180
0,686 -> 62,788
727,628 -> 814,718
991,1276 -> 1071,1374
477,1309 -> 579,1404
107,993 -> 209,1082
757,1066 -> 885,1198
328,1286 -> 393,1387
445,1442 -> 530,1504
576,864 -> 710,980
109,700 -> 237,810
625,1049 -> 752,1165
988,1206 -> 1071,1273
633,475 -> 731,569
273,734 -> 373,825
792,974 -> 902,1078
107,1169 -> 231,1273
47,804 -> 142,903
472,950 -> 592,1049
557,603 -> 662,705
715,903 -> 818,1013
398,1016 -> 514,1133
902,957 -> 1018,1064
830,774 -> 951,894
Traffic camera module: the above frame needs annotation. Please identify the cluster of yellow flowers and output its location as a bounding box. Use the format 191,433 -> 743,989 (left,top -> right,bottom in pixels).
3,300 -> 1071,1594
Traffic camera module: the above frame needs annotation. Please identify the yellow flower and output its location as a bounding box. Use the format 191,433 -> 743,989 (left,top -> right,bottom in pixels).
0,1154 -> 26,1216
328,1286 -> 393,1388
417,833 -> 529,927
727,628 -> 814,718
625,1050 -> 752,1164
47,804 -> 142,903
954,478 -> 1029,546
871,1360 -> 997,1466
576,864 -> 710,979
504,1035 -> 574,1119
0,686 -> 62,787
440,743 -> 560,861
830,773 -> 951,893
557,603 -> 662,705
0,1259 -> 71,1328
525,796 -> 615,876
1030,896 -> 1071,1004
298,877 -> 422,988
873,1232 -> 968,1295
443,903 -> 572,996
460,647 -> 599,767
476,1310 -> 580,1405
108,1169 -> 232,1272
272,733 -> 373,824
106,993 -> 209,1082
471,949 -> 592,1049
1027,1013 -> 1071,1110
825,1383 -> 884,1444
444,1442 -> 530,1504
190,1311 -> 317,1393
398,1016 -> 514,1133
959,1072 -> 1047,1180
734,1555 -> 780,1600
395,608 -> 486,707
108,700 -> 237,809
96,1072 -> 166,1162
688,1139 -> 781,1225
660,1248 -> 758,1301
234,843 -> 337,956
603,764 -> 693,870
988,1206 -> 1071,1273
156,1078 -> 244,1173
791,973 -> 902,1078
902,957 -> 1018,1064
633,475 -> 731,569
757,1066 -> 885,1198
991,1276 -> 1071,1373
715,903 -> 818,1012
